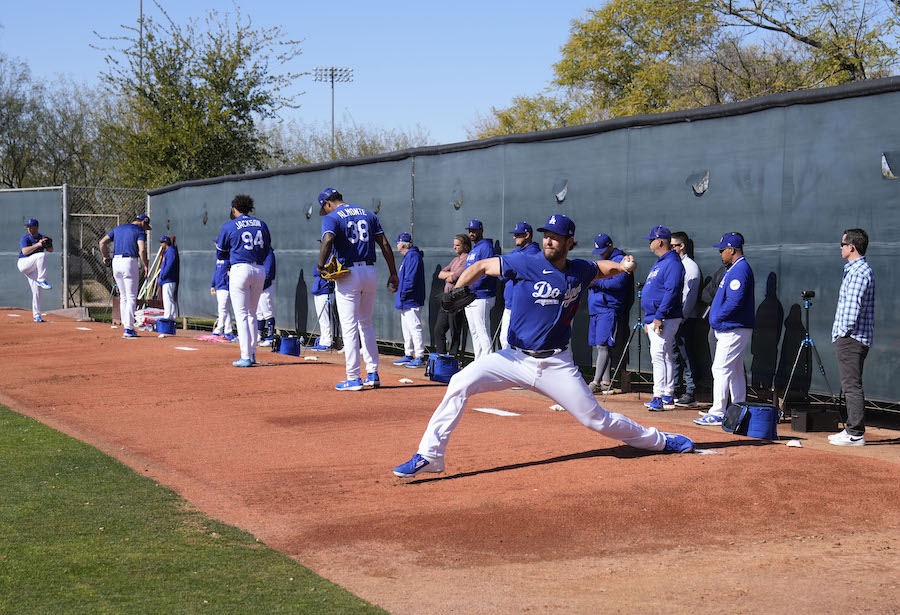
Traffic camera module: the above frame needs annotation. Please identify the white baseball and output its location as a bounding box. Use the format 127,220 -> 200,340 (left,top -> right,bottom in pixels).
622,258 -> 636,272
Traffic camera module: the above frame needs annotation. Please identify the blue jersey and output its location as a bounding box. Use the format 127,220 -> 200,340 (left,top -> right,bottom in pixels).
216,215 -> 271,266
395,246 -> 425,309
263,247 -> 276,289
710,256 -> 755,331
466,238 -> 498,299
212,258 -> 230,291
641,249 -> 684,324
499,250 -> 598,351
312,268 -> 334,296
503,241 -> 542,300
18,233 -> 45,258
321,204 -> 384,265
158,245 -> 179,285
107,223 -> 146,257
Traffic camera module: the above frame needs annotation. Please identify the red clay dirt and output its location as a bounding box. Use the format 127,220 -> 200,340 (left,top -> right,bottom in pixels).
2,310 -> 899,614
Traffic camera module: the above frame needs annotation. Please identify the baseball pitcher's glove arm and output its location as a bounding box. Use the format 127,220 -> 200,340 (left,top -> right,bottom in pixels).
441,286 -> 476,313
320,253 -> 350,281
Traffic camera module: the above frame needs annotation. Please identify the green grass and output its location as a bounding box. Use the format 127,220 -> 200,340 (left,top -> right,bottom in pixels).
0,406 -> 386,614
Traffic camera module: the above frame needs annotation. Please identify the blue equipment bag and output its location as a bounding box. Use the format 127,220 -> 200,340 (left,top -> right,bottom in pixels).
155,318 -> 176,335
723,403 -> 778,440
425,354 -> 459,384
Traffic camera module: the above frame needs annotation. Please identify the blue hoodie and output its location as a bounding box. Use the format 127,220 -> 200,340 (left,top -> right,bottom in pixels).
395,246 -> 425,309
588,248 -> 630,314
158,244 -> 179,285
641,249 -> 684,324
710,256 -> 755,330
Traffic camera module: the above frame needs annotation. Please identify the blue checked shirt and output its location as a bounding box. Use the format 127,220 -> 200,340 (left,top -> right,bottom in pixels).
831,257 -> 875,346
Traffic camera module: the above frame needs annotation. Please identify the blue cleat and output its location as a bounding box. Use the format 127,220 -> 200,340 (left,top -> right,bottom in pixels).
393,453 -> 445,477
363,372 -> 380,388
223,333 -> 237,341
662,395 -> 676,410
694,414 -> 723,426
645,396 -> 664,411
122,329 -> 138,338
36,280 -> 52,290
663,433 -> 695,453
310,344 -> 331,351
406,357 -> 426,368
336,378 -> 364,391
34,316 -> 45,323
393,355 -> 413,365
232,358 -> 252,367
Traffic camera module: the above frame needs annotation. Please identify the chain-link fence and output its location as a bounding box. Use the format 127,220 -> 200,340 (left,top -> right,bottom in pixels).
64,185 -> 148,308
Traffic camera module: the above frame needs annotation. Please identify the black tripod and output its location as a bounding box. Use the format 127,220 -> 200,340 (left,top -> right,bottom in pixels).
779,291 -> 836,417
604,284 -> 644,403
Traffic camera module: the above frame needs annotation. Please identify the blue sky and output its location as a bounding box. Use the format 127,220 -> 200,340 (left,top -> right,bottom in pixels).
0,1 -> 597,145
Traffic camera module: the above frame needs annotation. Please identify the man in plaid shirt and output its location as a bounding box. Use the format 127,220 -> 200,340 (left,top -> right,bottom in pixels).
829,228 -> 875,447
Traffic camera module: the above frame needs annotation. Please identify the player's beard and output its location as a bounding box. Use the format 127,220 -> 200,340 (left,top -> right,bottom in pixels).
543,244 -> 567,267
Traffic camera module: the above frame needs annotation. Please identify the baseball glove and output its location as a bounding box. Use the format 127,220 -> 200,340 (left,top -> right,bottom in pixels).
441,286 -> 476,313
320,253 -> 350,281
42,237 -> 53,250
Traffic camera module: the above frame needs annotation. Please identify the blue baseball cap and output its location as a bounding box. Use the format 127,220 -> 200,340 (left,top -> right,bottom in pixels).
396,232 -> 412,243
537,214 -> 576,238
592,233 -> 613,255
713,233 -> 744,249
318,187 -> 338,208
509,221 -> 532,235
135,213 -> 151,228
160,235 -> 171,244
643,225 -> 671,240
466,219 -> 483,231
25,218 -> 39,227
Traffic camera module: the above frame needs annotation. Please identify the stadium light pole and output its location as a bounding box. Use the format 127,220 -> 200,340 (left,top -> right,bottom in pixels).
313,67 -> 354,160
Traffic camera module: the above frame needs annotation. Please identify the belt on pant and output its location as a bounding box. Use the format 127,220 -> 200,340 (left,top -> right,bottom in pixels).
515,346 -> 567,359
346,260 -> 375,267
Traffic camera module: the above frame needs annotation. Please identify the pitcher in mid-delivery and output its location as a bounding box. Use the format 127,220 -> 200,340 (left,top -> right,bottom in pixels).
394,214 -> 695,478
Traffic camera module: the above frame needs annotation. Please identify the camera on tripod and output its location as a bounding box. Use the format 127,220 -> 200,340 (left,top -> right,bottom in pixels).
801,290 -> 815,300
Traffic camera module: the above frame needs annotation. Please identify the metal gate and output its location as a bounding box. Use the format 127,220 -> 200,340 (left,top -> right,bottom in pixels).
63,185 -> 148,308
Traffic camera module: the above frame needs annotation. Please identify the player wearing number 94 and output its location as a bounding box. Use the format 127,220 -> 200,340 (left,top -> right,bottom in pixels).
216,194 -> 272,367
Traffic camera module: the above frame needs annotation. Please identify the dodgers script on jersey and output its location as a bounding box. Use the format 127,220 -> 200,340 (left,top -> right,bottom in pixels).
216,215 -> 272,265
321,204 -> 384,264
500,251 -> 598,351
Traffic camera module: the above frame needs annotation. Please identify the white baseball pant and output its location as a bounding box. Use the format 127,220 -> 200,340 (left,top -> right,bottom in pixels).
417,348 -> 665,461
256,285 -> 275,320
213,289 -> 233,335
313,293 -> 333,347
400,306 -> 425,359
229,263 -> 265,360
17,252 -> 47,319
646,318 -> 682,398
112,256 -> 139,331
335,264 -> 379,380
709,328 -> 752,417
499,308 -> 511,350
161,282 -> 177,320
465,297 -> 495,360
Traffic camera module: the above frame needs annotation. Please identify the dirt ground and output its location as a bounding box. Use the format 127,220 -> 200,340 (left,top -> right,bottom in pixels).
2,310 -> 899,614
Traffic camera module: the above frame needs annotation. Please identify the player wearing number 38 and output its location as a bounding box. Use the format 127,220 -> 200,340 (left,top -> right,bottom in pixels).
317,187 -> 399,391
216,194 -> 272,368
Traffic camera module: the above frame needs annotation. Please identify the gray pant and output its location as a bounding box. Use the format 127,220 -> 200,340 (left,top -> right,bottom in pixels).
835,336 -> 869,436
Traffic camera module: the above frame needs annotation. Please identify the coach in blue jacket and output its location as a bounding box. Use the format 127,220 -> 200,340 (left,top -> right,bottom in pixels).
640,226 -> 685,411
394,232 -> 427,368
158,235 -> 179,323
695,232 -> 756,426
